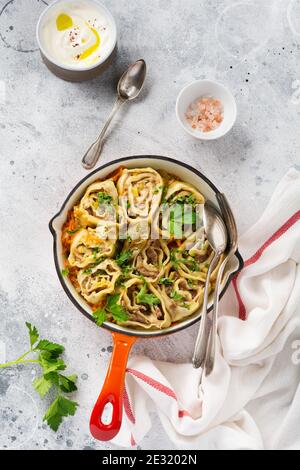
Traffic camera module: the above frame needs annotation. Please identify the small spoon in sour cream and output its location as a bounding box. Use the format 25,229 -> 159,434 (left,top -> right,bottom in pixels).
82,59 -> 147,170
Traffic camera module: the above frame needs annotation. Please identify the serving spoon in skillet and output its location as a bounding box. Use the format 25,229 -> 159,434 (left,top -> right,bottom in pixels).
192,201 -> 228,369
203,193 -> 238,376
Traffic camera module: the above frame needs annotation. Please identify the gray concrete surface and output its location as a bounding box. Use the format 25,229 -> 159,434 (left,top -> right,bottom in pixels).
0,0 -> 300,450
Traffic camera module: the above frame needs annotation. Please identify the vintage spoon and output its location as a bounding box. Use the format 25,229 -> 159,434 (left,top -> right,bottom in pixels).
82,59 -> 147,170
204,194 -> 238,376
192,201 -> 228,369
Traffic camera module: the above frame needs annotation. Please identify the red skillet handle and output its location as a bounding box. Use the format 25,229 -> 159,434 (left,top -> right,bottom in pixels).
90,332 -> 136,441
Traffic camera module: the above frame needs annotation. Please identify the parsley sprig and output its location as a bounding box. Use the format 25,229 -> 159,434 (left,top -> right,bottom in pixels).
93,294 -> 129,326
116,250 -> 133,268
159,277 -> 173,286
98,191 -> 112,205
0,323 -> 78,432
136,284 -> 161,306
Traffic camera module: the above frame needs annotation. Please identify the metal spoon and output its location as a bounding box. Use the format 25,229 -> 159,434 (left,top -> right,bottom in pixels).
192,201 -> 228,369
82,59 -> 147,170
204,194 -> 238,376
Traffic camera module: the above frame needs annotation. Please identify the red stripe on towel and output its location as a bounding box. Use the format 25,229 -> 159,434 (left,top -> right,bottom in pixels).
127,368 -> 177,399
244,210 -> 300,268
126,368 -> 190,418
233,277 -> 247,321
235,210 -> 300,320
123,385 -> 136,424
130,433 -> 136,447
178,409 -> 191,418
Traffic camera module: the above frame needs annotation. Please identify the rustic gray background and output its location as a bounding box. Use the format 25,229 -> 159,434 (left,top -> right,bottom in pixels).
0,0 -> 300,450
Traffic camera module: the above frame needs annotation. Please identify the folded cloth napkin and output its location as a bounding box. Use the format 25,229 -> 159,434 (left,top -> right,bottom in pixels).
113,169 -> 300,450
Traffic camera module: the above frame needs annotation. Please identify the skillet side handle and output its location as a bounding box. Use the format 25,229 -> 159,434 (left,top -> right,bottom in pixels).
90,332 -> 136,441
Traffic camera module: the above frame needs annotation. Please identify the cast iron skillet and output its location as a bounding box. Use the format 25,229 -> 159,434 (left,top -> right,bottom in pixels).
49,155 -> 244,441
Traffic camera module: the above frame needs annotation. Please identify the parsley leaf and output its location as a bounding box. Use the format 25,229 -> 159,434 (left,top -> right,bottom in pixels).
182,257 -> 200,272
26,322 -> 39,349
93,308 -> 107,326
58,374 -> 78,394
170,249 -> 180,269
159,277 -> 173,286
170,291 -> 184,302
39,352 -> 66,375
98,192 -> 112,205
67,229 -> 79,235
35,340 -> 64,358
136,284 -> 161,306
61,268 -> 69,277
43,396 -> 78,432
107,294 -> 128,322
33,376 -> 53,398
83,268 -> 92,274
116,250 -> 132,268
174,194 -> 196,205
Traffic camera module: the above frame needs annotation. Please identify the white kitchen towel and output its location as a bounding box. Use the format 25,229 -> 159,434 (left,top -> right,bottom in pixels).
113,169 -> 300,450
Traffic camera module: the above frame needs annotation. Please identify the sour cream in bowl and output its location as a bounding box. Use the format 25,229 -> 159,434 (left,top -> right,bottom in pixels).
37,0 -> 117,81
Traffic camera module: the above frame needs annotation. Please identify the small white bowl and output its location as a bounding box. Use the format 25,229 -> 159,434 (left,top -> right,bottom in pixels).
176,80 -> 237,140
36,0 -> 117,82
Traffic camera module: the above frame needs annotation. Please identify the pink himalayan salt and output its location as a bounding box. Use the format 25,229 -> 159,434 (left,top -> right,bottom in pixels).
186,96 -> 224,133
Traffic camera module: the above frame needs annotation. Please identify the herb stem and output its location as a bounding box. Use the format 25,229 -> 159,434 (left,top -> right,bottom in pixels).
0,357 -> 40,369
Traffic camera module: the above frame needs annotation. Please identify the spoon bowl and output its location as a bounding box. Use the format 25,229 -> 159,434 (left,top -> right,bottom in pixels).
118,59 -> 147,101
203,201 -> 228,255
192,201 -> 228,369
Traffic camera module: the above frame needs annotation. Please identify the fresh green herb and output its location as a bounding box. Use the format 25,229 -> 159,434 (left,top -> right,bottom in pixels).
115,275 -> 127,287
187,279 -> 194,288
170,249 -> 180,269
182,257 -> 200,272
83,268 -> 93,274
98,192 -> 112,205
122,265 -> 133,276
107,294 -> 129,322
61,268 -> 69,277
136,284 -> 161,306
26,322 -> 39,348
35,339 -> 64,358
93,308 -> 107,326
43,395 -> 78,432
173,194 -> 196,205
127,201 -> 131,209
0,323 -> 78,432
92,247 -> 99,260
170,291 -> 184,302
67,229 -> 79,235
116,250 -> 132,268
93,295 -> 129,325
91,257 -> 104,268
159,277 -> 173,286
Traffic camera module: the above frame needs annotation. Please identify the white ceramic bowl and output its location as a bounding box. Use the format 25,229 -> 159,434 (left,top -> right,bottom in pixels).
36,0 -> 117,81
176,80 -> 237,140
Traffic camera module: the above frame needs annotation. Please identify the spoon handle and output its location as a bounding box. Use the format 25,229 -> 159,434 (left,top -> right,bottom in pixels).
82,97 -> 124,170
203,258 -> 227,376
192,252 -> 220,369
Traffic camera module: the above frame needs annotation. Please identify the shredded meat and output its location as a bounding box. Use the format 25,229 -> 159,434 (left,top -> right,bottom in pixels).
146,247 -> 158,265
